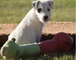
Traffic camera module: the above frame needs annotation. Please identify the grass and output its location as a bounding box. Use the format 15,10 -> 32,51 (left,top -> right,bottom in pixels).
0,52 -> 75,60
0,0 -> 75,23
51,0 -> 75,22
0,0 -> 32,23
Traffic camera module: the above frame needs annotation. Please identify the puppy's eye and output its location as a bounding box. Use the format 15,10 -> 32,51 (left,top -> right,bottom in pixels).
37,8 -> 42,13
47,8 -> 50,11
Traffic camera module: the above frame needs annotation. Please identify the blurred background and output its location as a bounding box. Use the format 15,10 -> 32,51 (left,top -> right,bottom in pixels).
0,0 -> 75,23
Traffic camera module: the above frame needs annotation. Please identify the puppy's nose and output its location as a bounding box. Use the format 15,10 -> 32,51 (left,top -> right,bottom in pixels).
44,16 -> 48,20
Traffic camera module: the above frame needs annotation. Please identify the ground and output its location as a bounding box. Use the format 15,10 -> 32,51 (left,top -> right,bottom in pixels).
0,22 -> 75,46
0,22 -> 75,34
0,22 -> 75,60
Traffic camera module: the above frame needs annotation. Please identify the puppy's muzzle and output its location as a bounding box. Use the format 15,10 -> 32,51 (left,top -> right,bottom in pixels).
44,15 -> 48,21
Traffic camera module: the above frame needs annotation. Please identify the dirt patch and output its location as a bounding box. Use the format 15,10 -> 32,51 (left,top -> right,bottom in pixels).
0,22 -> 75,34
0,22 -> 75,48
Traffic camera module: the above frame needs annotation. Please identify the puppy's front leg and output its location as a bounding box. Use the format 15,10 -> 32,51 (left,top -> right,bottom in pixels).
36,33 -> 42,43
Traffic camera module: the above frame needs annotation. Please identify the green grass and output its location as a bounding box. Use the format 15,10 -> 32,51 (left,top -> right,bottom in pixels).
0,0 -> 32,23
0,0 -> 75,23
51,0 -> 75,22
0,52 -> 75,60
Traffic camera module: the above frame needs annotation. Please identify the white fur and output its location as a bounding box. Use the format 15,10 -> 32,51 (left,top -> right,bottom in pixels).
35,0 -> 51,23
8,8 -> 43,44
8,0 -> 53,45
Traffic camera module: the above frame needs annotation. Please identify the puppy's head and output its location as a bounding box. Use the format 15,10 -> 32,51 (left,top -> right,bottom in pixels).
32,0 -> 53,23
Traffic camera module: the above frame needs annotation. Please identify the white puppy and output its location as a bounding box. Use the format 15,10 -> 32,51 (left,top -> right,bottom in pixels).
8,0 -> 53,45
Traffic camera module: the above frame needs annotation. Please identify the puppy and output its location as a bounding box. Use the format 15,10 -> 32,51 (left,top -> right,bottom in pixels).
8,0 -> 53,45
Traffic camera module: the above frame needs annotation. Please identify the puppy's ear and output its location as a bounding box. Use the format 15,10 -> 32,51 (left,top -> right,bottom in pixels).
48,0 -> 53,8
32,1 -> 36,8
32,1 -> 40,9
